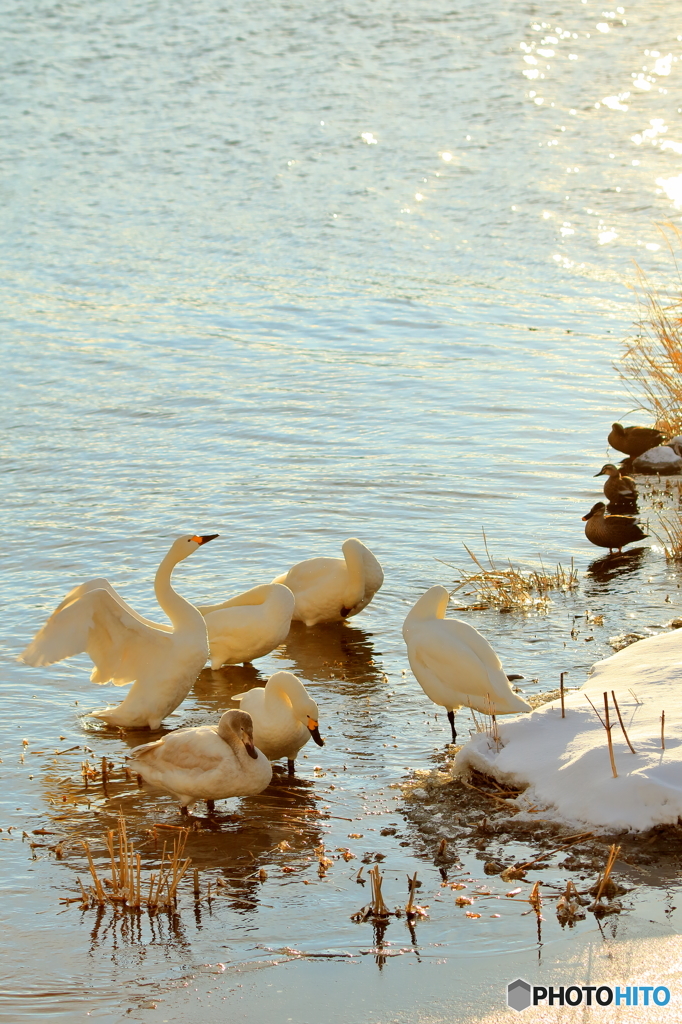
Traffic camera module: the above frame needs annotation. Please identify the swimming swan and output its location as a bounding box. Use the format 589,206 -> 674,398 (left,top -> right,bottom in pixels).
198,583 -> 295,668
272,538 -> 383,626
129,708 -> 272,813
232,670 -> 324,773
402,586 -> 531,743
19,534 -> 218,730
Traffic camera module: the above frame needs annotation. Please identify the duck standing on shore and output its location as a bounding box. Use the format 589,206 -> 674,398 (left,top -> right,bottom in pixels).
582,502 -> 648,554
594,463 -> 638,505
608,422 -> 664,458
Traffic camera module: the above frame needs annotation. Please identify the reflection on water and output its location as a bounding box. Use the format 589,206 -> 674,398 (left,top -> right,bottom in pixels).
274,621 -> 386,693
584,547 -> 649,589
4,0 -> 682,1015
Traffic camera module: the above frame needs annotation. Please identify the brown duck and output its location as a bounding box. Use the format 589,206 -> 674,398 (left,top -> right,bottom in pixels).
608,422 -> 664,458
582,502 -> 647,554
594,463 -> 637,503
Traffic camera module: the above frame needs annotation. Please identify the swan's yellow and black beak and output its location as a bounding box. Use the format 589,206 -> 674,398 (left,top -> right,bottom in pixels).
308,718 -> 324,746
191,534 -> 220,545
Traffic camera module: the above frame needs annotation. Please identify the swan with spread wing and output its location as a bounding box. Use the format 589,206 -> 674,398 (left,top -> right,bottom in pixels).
19,534 -> 218,730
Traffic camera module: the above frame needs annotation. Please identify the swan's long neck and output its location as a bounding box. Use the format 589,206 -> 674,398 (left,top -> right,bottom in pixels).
154,550 -> 202,630
265,672 -> 314,717
404,587 -> 450,628
342,540 -> 367,606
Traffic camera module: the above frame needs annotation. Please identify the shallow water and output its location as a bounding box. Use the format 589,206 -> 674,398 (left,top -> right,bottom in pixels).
2,0 -> 682,1019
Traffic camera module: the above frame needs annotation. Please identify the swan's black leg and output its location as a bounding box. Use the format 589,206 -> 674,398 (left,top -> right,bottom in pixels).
447,710 -> 457,744
206,799 -> 215,813
287,758 -> 295,775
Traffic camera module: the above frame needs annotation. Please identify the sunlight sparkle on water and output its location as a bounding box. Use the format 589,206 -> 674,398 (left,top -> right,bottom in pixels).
655,175 -> 682,208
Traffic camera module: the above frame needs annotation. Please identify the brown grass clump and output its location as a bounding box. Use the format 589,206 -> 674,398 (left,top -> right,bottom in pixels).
619,229 -> 682,438
442,532 -> 578,612
60,812 -> 192,912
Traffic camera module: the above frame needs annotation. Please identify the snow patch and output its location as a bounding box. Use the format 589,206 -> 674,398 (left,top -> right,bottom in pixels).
456,629 -> 682,831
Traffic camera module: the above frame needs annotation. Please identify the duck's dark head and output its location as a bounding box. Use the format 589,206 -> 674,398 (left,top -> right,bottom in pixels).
582,502 -> 606,521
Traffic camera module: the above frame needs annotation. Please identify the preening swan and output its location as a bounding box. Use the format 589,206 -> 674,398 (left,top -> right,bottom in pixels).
232,670 -> 324,774
272,538 -> 383,626
402,586 -> 531,743
19,534 -> 218,730
129,709 -> 272,814
198,583 -> 295,668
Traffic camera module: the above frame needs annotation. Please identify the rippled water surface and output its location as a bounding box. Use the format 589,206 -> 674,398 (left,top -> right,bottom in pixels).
2,0 -> 682,1020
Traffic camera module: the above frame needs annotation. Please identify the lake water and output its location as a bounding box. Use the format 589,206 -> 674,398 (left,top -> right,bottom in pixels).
2,0 -> 682,1020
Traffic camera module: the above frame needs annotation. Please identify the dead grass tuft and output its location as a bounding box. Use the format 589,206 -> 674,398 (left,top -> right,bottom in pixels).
618,227 -> 682,437
441,532 -> 578,612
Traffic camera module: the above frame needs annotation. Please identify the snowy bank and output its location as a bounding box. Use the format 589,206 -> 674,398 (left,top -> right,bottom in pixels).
456,629 -> 682,831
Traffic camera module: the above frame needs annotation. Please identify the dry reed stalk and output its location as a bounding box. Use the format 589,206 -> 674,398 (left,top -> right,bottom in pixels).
584,694 -> 606,728
105,830 -> 119,890
405,872 -> 419,915
603,693 -> 618,778
651,512 -> 682,561
369,865 -> 390,918
560,673 -> 566,719
619,237 -> 682,438
512,832 -> 593,873
593,844 -> 621,903
661,711 -> 666,750
611,691 -> 637,754
528,881 -> 542,916
81,841 -> 106,904
101,756 -> 108,788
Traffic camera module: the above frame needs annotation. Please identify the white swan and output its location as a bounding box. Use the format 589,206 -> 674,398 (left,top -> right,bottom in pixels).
129,708 -> 272,814
272,538 -> 383,626
232,670 -> 324,773
402,586 -> 531,743
197,583 -> 295,668
19,534 -> 219,730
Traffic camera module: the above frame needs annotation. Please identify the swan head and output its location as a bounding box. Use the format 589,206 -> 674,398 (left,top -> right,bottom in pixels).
582,502 -> 606,521
268,671 -> 325,747
169,533 -> 219,562
218,708 -> 259,759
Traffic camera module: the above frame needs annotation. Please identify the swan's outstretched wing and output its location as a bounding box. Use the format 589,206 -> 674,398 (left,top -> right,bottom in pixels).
52,578 -> 170,631
20,588 -> 173,685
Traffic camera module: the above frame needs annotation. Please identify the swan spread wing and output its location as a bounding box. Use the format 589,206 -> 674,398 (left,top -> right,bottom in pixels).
21,587 -> 173,685
52,578 -> 172,632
